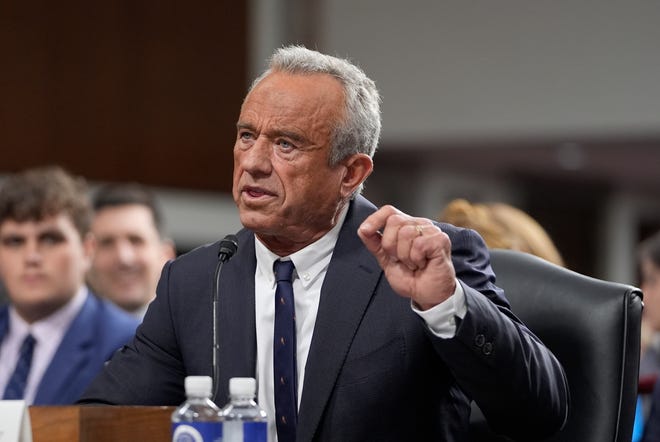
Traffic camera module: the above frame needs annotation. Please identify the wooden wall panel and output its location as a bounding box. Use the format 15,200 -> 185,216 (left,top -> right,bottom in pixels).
0,0 -> 247,192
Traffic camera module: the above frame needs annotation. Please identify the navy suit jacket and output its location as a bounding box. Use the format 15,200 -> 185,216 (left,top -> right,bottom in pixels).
0,290 -> 139,404
81,196 -> 568,441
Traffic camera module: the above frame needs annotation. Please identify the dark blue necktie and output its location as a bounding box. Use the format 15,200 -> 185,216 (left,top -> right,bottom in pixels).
273,260 -> 297,442
3,334 -> 36,400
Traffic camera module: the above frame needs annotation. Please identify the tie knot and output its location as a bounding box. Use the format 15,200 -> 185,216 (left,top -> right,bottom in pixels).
22,334 -> 36,351
274,260 -> 295,283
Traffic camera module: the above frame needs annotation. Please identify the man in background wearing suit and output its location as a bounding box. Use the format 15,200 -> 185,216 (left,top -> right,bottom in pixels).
87,183 -> 176,320
0,166 -> 139,404
81,46 -> 568,441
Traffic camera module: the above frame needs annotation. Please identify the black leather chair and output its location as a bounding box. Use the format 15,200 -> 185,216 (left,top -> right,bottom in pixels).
470,249 -> 643,442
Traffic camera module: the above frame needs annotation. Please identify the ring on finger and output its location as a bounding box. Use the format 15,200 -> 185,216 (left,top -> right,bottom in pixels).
415,225 -> 424,237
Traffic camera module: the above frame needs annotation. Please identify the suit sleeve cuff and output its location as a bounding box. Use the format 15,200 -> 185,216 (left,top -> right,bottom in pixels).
411,278 -> 467,338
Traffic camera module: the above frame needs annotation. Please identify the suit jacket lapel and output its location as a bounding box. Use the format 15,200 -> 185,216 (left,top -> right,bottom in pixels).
34,292 -> 95,404
0,307 -> 8,342
297,196 -> 382,442
215,231 -> 258,404
0,308 -> 8,358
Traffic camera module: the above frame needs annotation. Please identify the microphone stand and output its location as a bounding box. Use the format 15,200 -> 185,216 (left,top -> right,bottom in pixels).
212,235 -> 238,402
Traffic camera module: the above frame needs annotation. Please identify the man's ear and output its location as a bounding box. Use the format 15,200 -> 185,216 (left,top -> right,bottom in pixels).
340,153 -> 374,198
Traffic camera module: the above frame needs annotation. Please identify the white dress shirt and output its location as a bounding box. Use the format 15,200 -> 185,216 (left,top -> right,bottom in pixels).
253,207 -> 466,442
0,287 -> 88,404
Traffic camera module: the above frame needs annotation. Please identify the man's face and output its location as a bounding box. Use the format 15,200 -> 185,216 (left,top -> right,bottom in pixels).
88,204 -> 172,312
0,214 -> 90,323
641,257 -> 660,330
232,71 -> 355,250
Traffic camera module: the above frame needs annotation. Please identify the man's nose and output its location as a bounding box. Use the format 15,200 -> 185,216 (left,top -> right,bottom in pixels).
24,240 -> 42,264
238,137 -> 273,175
116,241 -> 137,264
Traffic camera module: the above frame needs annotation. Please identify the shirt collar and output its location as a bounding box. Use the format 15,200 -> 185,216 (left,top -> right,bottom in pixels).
255,205 -> 349,290
8,286 -> 89,344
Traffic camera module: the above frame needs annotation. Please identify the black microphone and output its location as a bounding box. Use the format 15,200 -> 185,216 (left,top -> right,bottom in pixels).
218,234 -> 238,263
212,234 -> 239,400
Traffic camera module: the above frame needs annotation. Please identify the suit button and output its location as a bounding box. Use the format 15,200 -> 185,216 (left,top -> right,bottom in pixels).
474,334 -> 485,347
483,342 -> 493,355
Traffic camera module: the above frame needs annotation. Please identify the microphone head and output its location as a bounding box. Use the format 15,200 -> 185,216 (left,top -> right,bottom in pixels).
218,234 -> 239,262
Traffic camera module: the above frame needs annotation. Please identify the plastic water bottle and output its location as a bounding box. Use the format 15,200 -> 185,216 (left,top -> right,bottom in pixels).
220,377 -> 268,442
171,376 -> 222,442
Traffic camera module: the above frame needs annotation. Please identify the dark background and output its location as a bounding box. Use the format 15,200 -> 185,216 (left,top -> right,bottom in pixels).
0,1 -> 246,192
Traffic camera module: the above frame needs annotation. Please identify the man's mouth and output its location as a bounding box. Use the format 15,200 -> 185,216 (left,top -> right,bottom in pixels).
21,273 -> 46,284
243,186 -> 275,198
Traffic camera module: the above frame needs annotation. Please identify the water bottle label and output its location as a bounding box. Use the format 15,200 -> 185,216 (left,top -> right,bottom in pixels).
222,421 -> 267,442
172,422 -> 222,442
242,422 -> 267,442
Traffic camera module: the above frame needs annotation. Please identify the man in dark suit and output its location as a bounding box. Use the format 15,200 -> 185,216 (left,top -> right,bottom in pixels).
0,166 -> 139,404
80,46 -> 568,441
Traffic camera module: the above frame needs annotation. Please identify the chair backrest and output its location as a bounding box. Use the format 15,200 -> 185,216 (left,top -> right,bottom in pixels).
470,249 -> 643,442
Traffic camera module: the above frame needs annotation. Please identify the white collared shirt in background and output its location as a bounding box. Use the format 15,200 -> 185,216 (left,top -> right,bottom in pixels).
0,286 -> 88,404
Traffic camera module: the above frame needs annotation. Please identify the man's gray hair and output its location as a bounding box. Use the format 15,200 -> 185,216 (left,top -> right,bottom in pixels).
250,46 -> 382,173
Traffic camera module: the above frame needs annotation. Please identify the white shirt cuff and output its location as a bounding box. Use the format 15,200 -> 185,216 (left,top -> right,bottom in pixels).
412,279 -> 467,338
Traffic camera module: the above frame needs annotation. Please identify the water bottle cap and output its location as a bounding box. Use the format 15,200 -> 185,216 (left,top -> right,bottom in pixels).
229,377 -> 256,396
185,376 -> 213,396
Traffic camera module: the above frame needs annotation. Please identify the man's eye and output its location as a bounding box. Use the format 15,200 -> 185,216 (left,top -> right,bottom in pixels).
1,236 -> 24,247
277,139 -> 294,149
40,233 -> 65,245
128,236 -> 145,246
239,131 -> 254,140
97,238 -> 114,248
